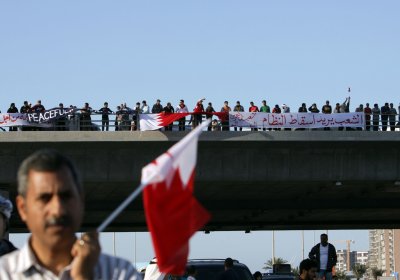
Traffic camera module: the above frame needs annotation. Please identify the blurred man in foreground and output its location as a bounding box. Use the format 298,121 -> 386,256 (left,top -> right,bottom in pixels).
298,259 -> 318,280
0,149 -> 141,279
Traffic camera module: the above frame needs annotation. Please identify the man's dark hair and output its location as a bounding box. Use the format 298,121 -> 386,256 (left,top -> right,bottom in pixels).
321,233 -> 328,238
17,149 -> 82,197
299,259 -> 317,273
224,257 -> 234,268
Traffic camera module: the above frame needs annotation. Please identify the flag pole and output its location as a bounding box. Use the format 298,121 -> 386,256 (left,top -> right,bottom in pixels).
97,182 -> 147,232
96,119 -> 210,233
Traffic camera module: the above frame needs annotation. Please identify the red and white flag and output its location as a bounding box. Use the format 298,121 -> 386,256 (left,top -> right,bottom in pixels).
141,120 -> 211,275
139,112 -> 227,131
139,113 -> 189,131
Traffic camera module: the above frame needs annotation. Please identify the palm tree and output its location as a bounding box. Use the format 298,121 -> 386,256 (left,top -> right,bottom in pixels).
352,264 -> 367,280
263,257 -> 288,270
335,270 -> 348,280
291,267 -> 299,276
371,268 -> 384,280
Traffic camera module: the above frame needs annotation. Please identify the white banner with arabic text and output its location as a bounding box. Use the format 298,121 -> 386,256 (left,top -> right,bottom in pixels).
0,114 -> 30,127
229,112 -> 364,129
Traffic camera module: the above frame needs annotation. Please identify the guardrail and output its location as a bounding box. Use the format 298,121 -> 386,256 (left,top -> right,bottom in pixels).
1,112 -> 400,132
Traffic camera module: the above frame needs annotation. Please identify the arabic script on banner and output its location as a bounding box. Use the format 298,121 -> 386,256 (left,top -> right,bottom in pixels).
229,112 -> 364,129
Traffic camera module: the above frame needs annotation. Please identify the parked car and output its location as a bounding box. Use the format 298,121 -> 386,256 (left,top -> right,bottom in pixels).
262,273 -> 296,280
181,259 -> 254,280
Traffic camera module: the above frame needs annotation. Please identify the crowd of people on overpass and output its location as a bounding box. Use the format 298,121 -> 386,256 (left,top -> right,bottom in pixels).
1,97 -> 399,132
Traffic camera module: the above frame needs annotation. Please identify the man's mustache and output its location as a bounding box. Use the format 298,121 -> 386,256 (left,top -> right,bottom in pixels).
45,216 -> 71,228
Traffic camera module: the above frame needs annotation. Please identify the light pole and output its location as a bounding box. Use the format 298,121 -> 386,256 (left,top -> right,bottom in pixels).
302,230 -> 304,260
272,230 -> 275,265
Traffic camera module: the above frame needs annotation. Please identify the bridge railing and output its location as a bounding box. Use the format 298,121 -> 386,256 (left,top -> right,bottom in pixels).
1,112 -> 400,132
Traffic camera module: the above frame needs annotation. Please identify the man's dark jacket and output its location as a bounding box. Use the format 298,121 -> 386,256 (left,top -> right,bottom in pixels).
308,243 -> 337,272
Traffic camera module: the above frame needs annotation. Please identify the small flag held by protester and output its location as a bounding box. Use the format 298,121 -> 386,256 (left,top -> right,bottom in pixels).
141,120 -> 211,275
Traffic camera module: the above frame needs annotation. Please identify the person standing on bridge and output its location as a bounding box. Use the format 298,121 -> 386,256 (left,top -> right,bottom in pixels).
372,103 -> 381,131
192,98 -> 205,129
152,99 -> 163,114
176,99 -> 189,131
0,149 -> 141,279
308,234 -> 337,280
388,103 -> 397,131
233,101 -> 244,131
364,103 -> 372,131
80,102 -> 93,131
98,102 -> 114,131
220,101 -> 231,131
205,102 -> 215,131
6,103 -> 19,132
163,102 -> 175,131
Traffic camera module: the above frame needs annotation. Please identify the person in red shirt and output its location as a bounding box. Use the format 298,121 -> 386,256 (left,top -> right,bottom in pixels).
272,105 -> 282,131
249,102 -> 259,131
364,103 -> 372,131
192,98 -> 205,128
220,101 -> 231,131
249,101 -> 259,112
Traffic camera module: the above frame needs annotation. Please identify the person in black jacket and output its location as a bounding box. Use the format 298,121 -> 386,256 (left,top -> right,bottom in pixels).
217,258 -> 240,280
6,103 -> 18,131
308,234 -> 337,280
98,102 -> 113,131
380,102 -> 390,131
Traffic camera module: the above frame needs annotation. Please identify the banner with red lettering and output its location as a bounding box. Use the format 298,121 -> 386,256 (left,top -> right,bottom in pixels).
0,113 -> 30,127
0,108 -> 74,128
229,112 -> 364,129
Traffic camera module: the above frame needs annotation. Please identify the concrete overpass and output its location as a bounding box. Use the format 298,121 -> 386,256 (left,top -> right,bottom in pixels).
0,131 -> 399,233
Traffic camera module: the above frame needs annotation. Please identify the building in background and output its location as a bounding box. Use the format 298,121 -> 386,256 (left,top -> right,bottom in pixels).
369,229 -> 400,276
336,250 -> 368,272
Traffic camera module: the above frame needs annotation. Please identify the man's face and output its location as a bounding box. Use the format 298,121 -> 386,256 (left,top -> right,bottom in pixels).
321,235 -> 328,245
306,267 -> 317,280
17,166 -> 84,251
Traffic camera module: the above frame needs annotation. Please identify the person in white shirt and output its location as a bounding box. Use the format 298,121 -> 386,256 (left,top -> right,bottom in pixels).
0,149 -> 141,280
141,100 -> 150,114
175,99 -> 189,131
308,234 -> 337,280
